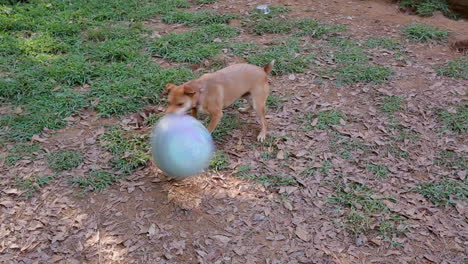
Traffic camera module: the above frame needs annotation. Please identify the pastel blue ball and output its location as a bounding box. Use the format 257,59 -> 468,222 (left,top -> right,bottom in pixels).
151,114 -> 214,179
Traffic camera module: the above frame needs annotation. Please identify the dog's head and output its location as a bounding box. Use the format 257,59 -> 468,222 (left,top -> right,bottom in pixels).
165,83 -> 197,114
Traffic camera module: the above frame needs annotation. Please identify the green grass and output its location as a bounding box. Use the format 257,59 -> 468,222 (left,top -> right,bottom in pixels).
336,64 -> 393,84
251,5 -> 291,19
401,24 -> 448,42
330,132 -> 371,160
435,151 -> 468,169
300,161 -> 333,177
334,46 -> 369,64
327,37 -> 359,48
162,10 -> 237,26
228,42 -> 261,57
68,170 -> 117,192
146,113 -> 165,126
90,60 -> 194,117
414,179 -> 467,206
0,0 -> 196,142
0,91 -> 87,141
15,174 -> 59,198
329,182 -> 406,236
295,18 -> 346,38
365,37 -> 402,50
386,145 -> 409,158
250,18 -> 294,35
304,110 -> 344,130
438,103 -> 467,133
207,113 -> 240,141
266,94 -> 282,111
247,38 -> 313,75
247,16 -> 344,37
436,57 -> 468,80
380,96 -> 404,114
151,24 -> 240,63
47,150 -> 82,171
99,126 -> 150,173
238,173 -> 297,187
367,164 -> 390,178
399,0 -> 458,19
209,150 -> 229,172
5,143 -> 42,166
195,0 -> 217,4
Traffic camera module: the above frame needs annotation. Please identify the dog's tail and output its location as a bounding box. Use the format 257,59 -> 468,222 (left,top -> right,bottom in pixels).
263,60 -> 275,75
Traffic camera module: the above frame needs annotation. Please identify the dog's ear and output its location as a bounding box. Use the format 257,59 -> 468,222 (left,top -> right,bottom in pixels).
183,85 -> 196,95
165,83 -> 177,93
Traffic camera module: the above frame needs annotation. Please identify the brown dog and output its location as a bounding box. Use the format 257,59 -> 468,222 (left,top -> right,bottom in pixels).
165,60 -> 275,142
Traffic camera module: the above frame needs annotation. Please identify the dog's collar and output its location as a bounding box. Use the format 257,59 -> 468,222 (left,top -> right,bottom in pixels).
192,87 -> 205,109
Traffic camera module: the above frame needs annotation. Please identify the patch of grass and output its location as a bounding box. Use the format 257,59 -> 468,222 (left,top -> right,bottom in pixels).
401,24 -> 448,43
304,110 -> 344,130
146,113 -> 165,126
235,163 -> 251,177
0,91 -> 87,141
365,37 -> 402,50
209,150 -> 229,172
250,18 -> 294,35
244,6 -> 294,36
151,24 -> 240,63
85,22 -> 147,42
47,150 -> 82,171
260,152 -> 273,160
15,174 -> 59,198
251,5 -> 291,19
68,170 -> 117,193
380,96 -> 404,114
88,39 -> 142,63
246,16 -> 345,37
414,179 -> 467,206
208,113 -> 240,141
367,164 -> 390,178
435,151 -> 468,169
239,173 -> 297,187
327,37 -> 359,48
90,62 -> 194,117
300,161 -> 333,177
99,126 -> 150,173
436,57 -> 468,80
334,46 -> 369,64
195,0 -> 217,4
399,0 -> 458,19
0,0 -> 196,143
438,103 -> 467,133
5,143 -> 42,166
295,18 -> 346,38
329,182 -> 406,236
162,10 -> 237,26
266,94 -> 282,111
247,38 -> 313,75
258,134 -> 279,149
330,132 -> 371,160
228,42 -> 261,57
336,64 -> 393,84
386,145 -> 410,158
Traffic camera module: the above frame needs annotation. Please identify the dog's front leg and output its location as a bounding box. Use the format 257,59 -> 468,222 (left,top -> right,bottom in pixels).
207,111 -> 223,133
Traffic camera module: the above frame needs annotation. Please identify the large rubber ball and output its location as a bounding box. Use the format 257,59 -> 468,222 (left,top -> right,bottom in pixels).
150,114 -> 214,179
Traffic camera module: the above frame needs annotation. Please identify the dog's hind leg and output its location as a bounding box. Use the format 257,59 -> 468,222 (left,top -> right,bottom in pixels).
251,85 -> 269,142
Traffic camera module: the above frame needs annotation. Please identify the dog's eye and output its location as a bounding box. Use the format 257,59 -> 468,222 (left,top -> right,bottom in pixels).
177,103 -> 184,106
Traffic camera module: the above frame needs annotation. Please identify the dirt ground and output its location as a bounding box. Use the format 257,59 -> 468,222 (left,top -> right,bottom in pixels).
1,0 -> 467,263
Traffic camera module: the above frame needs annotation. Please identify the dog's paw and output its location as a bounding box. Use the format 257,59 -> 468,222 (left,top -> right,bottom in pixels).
257,133 -> 266,142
